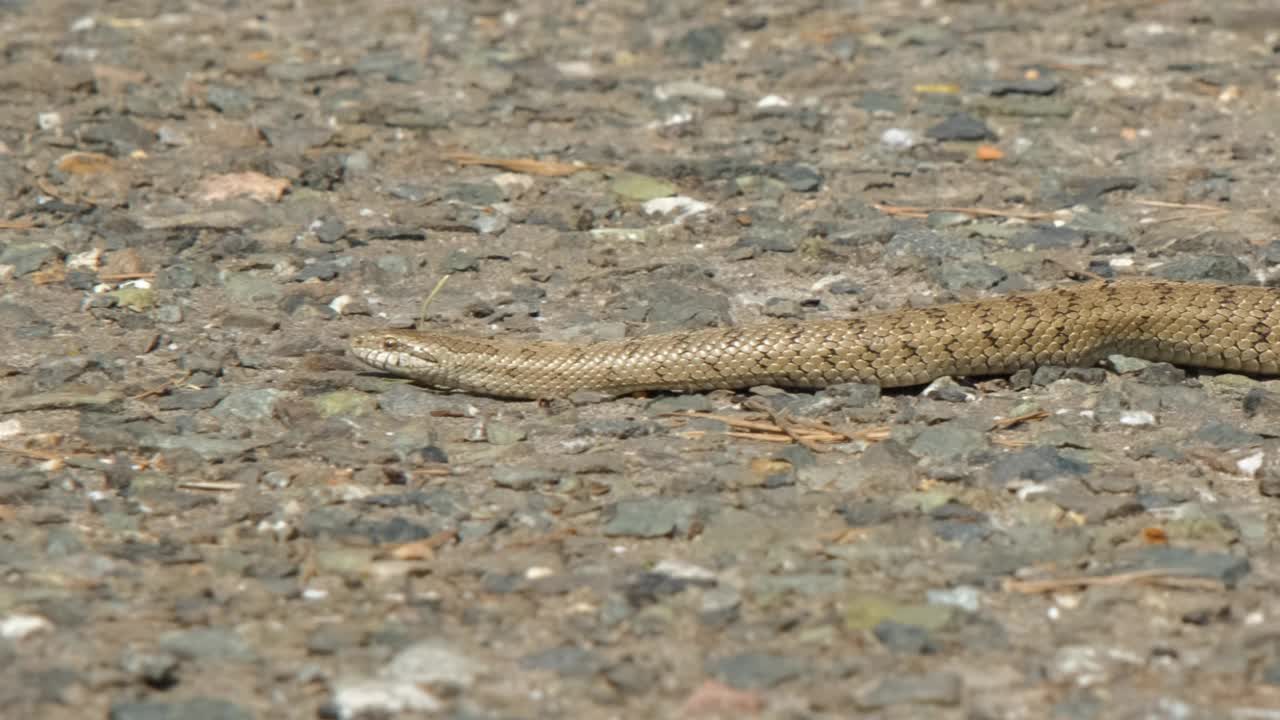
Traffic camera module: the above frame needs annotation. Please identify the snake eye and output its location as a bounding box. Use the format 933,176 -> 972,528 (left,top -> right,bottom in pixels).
381,337 -> 400,350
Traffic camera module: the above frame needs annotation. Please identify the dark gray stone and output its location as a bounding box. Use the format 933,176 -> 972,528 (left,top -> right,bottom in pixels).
206,85 -> 253,115
157,388 -> 229,411
1192,421 -> 1262,449
708,652 -> 807,689
109,698 -> 253,720
603,498 -> 700,538
909,423 -> 986,463
772,163 -> 822,192
931,261 -> 1006,290
990,446 -> 1091,485
212,389 -> 282,423
519,646 -> 606,677
925,113 -> 994,141
0,242 -> 57,275
1153,255 -> 1251,284
987,77 -> 1060,95
873,620 -> 939,654
666,26 -> 726,66
444,249 -> 479,272
492,466 -> 559,490
1008,226 -> 1085,250
158,628 -> 255,661
857,672 -> 963,708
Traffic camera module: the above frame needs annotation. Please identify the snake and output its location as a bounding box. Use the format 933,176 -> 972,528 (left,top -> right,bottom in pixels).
348,279 -> 1280,399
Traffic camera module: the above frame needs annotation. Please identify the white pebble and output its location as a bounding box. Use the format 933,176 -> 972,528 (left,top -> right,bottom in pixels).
642,196 -> 709,222
1118,411 -> 1155,426
879,127 -> 917,150
1,614 -> 52,639
1236,452 -> 1265,478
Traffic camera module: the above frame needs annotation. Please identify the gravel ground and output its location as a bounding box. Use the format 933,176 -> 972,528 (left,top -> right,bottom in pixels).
4,1 -> 1280,718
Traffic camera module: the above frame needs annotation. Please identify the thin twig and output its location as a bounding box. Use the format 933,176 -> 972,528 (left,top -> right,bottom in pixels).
873,203 -> 1054,220
1003,567 -> 1226,594
417,274 -> 452,330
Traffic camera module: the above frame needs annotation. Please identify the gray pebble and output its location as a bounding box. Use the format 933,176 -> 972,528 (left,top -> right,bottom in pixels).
772,163 -> 822,192
925,112 -> 994,141
313,216 -> 347,244
873,620 -> 938,655
1192,421 -> 1262,449
1008,226 -> 1085,250
763,297 -> 803,318
206,85 -> 253,116
1153,254 -> 1251,284
708,652 -> 807,689
109,699 -> 253,720
492,466 -> 558,490
930,261 -> 1007,291
734,226 -> 798,253
666,26 -> 726,66
987,77 -> 1060,96
157,388 -> 228,411
212,389 -> 283,423
603,498 -> 700,538
856,672 -> 963,708
375,384 -> 440,418
0,242 -> 57,275
159,627 -> 256,662
445,249 -> 479,272
119,648 -> 180,687
153,304 -> 184,323
519,645 -> 606,677
647,394 -> 712,414
909,423 -> 986,464
989,446 -> 1091,485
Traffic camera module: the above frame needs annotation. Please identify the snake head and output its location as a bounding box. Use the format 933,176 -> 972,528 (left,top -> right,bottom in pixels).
350,331 -> 440,375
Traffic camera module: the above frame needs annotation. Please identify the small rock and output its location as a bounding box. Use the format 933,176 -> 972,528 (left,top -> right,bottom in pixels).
873,621 -> 938,654
909,423 -> 986,463
666,25 -> 726,66
708,652 -> 807,689
119,648 -> 179,688
444,250 -> 479,272
603,498 -> 700,538
856,672 -> 963,709
484,420 -> 527,445
763,297 -> 803,318
0,242 -> 58,275
925,113 -> 994,141
921,376 -> 975,402
771,163 -> 822,192
158,627 -> 255,661
609,173 -> 676,201
384,641 -> 480,689
492,466 -> 558,490
1153,255 -> 1251,284
989,446 -> 1091,485
1193,421 -> 1262,449
931,261 -> 1007,291
520,645 -> 606,677
314,390 -> 377,418
987,77 -> 1060,95
109,699 -> 253,720
212,389 -> 283,423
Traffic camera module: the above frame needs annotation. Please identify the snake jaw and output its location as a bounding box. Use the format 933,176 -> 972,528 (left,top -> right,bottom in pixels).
350,332 -> 440,376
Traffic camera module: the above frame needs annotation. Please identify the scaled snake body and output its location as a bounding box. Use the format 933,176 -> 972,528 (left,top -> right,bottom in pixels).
350,279 -> 1280,399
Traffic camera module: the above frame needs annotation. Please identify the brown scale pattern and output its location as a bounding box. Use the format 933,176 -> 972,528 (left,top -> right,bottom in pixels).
349,280 -> 1280,399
